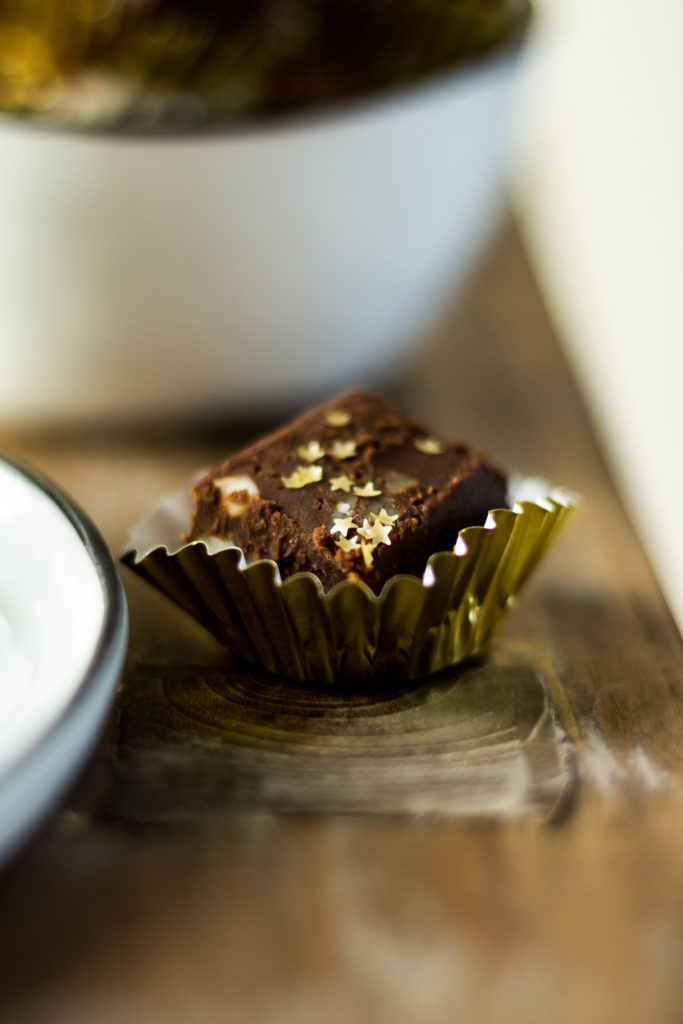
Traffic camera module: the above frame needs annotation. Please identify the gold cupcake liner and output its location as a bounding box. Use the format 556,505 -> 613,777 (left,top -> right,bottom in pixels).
122,477 -> 576,684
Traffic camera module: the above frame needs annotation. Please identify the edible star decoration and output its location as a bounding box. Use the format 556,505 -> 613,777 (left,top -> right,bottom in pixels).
324,409 -> 352,427
297,440 -> 325,462
330,439 -> 357,460
370,508 -> 398,527
329,473 -> 354,492
281,465 -> 323,489
353,481 -> 382,498
357,518 -> 393,546
330,515 -> 356,537
359,540 -> 376,568
335,535 -> 360,553
414,436 -> 444,455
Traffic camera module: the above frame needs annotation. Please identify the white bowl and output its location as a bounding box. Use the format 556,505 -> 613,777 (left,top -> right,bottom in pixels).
0,41 -> 522,425
0,455 -> 127,866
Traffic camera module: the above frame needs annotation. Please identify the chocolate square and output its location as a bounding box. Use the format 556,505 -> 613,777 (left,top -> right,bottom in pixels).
187,391 -> 507,594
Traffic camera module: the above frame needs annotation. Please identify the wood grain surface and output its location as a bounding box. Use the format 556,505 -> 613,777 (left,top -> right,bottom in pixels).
110,657 -> 576,823
0,221 -> 682,1024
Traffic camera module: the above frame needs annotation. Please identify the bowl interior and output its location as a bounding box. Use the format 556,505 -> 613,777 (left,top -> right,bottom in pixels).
0,0 -> 530,133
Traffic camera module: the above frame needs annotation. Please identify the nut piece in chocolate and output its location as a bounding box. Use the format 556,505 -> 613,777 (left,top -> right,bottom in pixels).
187,391 -> 507,594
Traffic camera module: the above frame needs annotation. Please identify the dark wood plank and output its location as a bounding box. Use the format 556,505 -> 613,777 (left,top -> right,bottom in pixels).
1,221 -> 681,1024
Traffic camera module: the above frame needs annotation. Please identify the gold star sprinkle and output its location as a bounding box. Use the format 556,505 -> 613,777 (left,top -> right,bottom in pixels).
330,439 -> 357,460
353,481 -> 382,498
356,519 -> 374,541
281,465 -> 323,489
329,473 -> 354,492
357,518 -> 393,546
370,508 -> 399,527
336,535 -> 360,553
330,515 -> 356,537
360,540 -> 376,568
324,409 -> 351,427
414,436 -> 444,455
297,440 -> 325,462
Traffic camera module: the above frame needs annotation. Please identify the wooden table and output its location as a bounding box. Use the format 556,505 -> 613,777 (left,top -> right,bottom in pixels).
1,223 -> 681,1024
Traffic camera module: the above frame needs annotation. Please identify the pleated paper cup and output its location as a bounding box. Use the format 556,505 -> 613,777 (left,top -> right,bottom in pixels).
122,476 -> 576,684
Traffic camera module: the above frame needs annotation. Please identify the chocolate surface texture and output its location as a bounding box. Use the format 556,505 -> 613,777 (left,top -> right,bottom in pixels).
187,391 -> 507,594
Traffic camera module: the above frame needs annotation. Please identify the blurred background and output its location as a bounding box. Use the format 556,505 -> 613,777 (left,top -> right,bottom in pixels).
511,0 -> 683,633
0,0 -> 529,429
0,0 -> 680,631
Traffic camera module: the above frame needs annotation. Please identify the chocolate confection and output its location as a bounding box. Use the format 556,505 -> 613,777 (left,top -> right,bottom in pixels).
187,391 -> 507,594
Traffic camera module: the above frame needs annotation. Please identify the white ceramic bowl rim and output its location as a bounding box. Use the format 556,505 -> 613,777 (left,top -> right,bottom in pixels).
0,453 -> 127,773
0,454 -> 128,863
